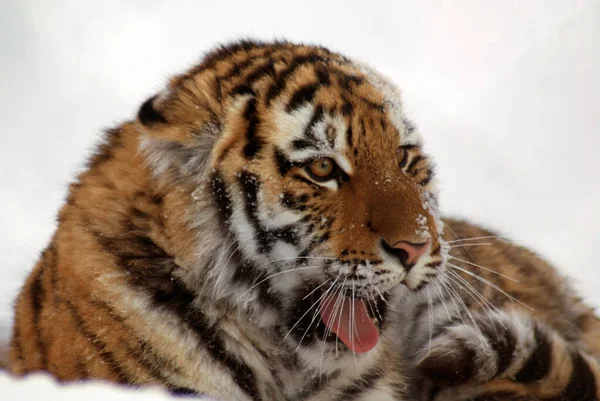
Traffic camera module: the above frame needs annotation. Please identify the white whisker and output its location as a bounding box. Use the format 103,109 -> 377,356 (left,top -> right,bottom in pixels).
351,281 -> 357,364
449,243 -> 492,248
302,278 -> 333,300
441,274 -> 485,346
236,265 -> 319,304
449,255 -> 519,283
334,279 -> 347,358
211,244 -> 241,303
446,270 -> 506,332
256,256 -> 337,270
426,287 -> 433,355
320,277 -> 346,376
448,263 -> 533,310
199,239 -> 238,295
438,277 -> 466,326
431,280 -> 452,321
446,235 -> 509,244
287,275 -> 340,344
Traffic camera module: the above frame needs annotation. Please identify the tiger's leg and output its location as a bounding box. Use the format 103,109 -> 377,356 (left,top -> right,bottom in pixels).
415,310 -> 600,401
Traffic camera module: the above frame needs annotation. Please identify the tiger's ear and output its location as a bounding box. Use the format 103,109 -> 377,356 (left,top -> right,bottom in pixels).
137,94 -> 168,126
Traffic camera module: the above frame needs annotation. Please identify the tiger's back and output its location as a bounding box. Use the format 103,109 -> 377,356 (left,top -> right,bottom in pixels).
8,40 -> 600,401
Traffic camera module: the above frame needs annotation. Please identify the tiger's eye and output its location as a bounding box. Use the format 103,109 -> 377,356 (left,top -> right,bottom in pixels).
396,147 -> 408,168
307,157 -> 336,180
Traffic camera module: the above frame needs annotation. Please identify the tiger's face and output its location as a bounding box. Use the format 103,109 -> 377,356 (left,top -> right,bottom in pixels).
138,42 -> 448,363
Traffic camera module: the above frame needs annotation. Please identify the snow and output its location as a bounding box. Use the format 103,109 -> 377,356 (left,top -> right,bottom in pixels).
0,373 -> 214,400
1,0 -> 599,398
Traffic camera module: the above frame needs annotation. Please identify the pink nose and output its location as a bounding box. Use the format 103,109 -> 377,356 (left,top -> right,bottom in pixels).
389,239 -> 430,267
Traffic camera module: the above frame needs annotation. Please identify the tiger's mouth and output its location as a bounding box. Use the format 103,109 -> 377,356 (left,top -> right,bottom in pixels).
318,293 -> 380,353
294,285 -> 388,354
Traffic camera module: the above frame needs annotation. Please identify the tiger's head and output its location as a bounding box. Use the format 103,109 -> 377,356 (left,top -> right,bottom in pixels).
137,41 -> 448,366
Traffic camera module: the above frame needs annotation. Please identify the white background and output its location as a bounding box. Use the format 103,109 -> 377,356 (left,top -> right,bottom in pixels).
1,0 -> 599,396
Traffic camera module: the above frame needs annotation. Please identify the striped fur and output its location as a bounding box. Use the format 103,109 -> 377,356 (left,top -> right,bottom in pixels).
8,40 -> 600,400
415,311 -> 600,400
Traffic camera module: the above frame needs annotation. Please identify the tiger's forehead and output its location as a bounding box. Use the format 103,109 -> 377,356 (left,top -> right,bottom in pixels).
168,41 -> 424,164
258,59 -> 420,171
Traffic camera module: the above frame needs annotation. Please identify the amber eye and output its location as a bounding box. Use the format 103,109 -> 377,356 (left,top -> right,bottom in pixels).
305,157 -> 337,181
396,146 -> 408,168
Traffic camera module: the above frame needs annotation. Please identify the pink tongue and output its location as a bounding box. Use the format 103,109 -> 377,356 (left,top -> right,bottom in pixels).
318,295 -> 379,353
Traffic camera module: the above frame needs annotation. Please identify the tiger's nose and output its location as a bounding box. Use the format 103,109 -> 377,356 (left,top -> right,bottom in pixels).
382,239 -> 431,269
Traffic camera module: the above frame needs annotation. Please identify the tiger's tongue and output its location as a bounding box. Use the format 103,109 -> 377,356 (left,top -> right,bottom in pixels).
318,296 -> 379,353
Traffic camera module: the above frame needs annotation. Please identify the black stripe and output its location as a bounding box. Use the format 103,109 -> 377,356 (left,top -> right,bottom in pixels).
275,148 -> 295,175
357,96 -> 385,112
238,172 -> 300,251
89,298 -> 185,383
74,359 -> 90,378
242,97 -> 262,159
286,83 -> 319,112
291,139 -> 318,151
126,339 -> 188,387
206,41 -> 282,82
244,61 -> 276,85
379,116 -> 387,132
418,168 -> 434,187
417,335 -> 475,386
346,125 -> 354,148
45,245 -> 60,304
106,239 -> 262,399
514,324 -> 552,383
325,123 -> 336,148
138,95 -> 168,125
64,300 -> 132,383
281,191 -> 308,211
30,265 -> 47,369
239,172 -> 272,253
286,282 -> 328,346
335,72 -> 364,91
220,57 -> 255,81
304,105 -> 325,143
273,226 -> 301,246
314,65 -> 331,86
231,259 -> 282,310
92,198 -> 261,398
479,319 -> 515,378
470,391 -> 528,401
148,281 -> 261,400
406,155 -> 424,174
169,387 -> 199,397
221,52 -> 276,84
297,228 -> 329,257
220,58 -> 276,98
11,322 -> 23,364
549,351 -> 597,401
334,367 -> 384,401
229,84 -> 256,97
211,172 -> 233,221
191,39 -> 278,77
294,371 -> 341,400
265,54 -> 329,104
341,99 -> 353,117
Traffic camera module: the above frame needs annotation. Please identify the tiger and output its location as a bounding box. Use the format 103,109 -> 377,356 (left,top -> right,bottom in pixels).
7,39 -> 600,401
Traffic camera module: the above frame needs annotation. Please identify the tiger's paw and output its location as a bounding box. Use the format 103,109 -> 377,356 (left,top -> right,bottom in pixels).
415,311 -> 536,388
416,321 -> 498,386
414,310 -> 600,401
